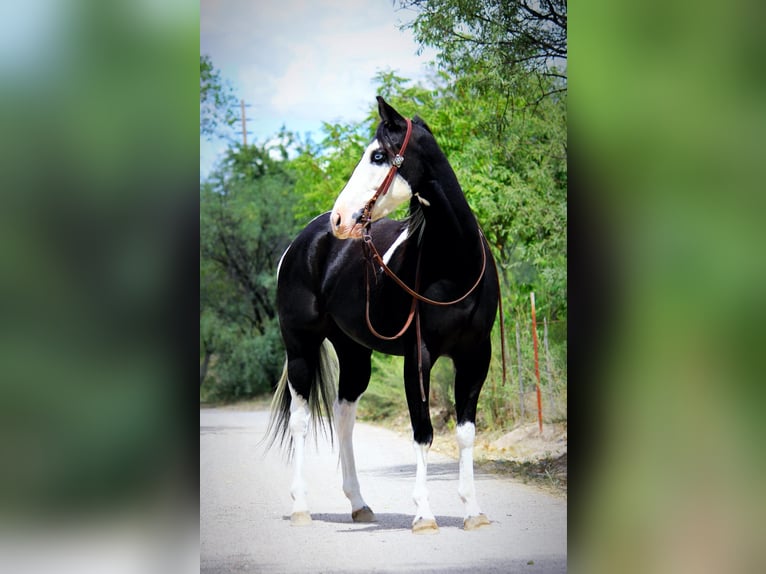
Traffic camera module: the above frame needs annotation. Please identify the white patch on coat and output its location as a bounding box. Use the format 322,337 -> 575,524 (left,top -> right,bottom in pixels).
330,139 -> 412,239
381,228 -> 409,266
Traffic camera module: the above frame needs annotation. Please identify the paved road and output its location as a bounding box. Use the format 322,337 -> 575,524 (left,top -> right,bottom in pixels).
200,408 -> 566,573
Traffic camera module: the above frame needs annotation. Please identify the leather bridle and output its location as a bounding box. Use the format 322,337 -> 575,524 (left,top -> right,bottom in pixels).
358,117 -> 413,230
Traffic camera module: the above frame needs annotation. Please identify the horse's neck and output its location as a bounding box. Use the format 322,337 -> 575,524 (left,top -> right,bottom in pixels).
413,175 -> 483,277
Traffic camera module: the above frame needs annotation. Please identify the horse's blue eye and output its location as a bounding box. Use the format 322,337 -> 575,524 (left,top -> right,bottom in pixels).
371,150 -> 386,163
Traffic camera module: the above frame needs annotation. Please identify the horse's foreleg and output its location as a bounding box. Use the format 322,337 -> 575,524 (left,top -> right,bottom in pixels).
288,382 -> 312,525
334,398 -> 375,522
456,421 -> 489,529
404,345 -> 438,534
411,439 -> 438,533
454,342 -> 491,530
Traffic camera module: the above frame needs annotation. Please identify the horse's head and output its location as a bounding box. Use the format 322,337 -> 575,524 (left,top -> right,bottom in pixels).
330,97 -> 421,239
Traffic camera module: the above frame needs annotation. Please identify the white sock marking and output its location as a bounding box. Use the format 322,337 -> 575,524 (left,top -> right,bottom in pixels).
412,441 -> 435,524
288,383 -> 310,514
333,398 -> 368,512
456,422 -> 483,518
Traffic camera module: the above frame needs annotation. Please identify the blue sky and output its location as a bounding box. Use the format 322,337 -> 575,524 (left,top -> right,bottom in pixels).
200,0 -> 438,178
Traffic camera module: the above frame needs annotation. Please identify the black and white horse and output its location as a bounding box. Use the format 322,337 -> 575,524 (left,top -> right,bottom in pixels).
267,97 -> 499,533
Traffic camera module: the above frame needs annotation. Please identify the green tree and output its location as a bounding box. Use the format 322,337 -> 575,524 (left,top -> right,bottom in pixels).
400,0 -> 566,90
200,143 -> 296,399
200,54 -> 238,141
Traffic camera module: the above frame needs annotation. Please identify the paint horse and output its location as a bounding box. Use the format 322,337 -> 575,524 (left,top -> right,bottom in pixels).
267,97 -> 499,533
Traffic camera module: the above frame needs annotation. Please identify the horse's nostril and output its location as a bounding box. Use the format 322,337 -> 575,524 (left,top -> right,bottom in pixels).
334,213 -> 341,228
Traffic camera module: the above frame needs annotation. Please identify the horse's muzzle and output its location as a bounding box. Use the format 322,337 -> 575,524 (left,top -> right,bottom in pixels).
330,209 -> 364,240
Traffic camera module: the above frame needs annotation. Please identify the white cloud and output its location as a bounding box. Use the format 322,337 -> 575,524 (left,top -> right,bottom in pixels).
200,0 -> 437,175
267,22 -> 436,123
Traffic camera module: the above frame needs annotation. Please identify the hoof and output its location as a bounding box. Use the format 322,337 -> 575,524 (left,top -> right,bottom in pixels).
412,518 -> 439,534
351,505 -> 376,523
463,514 -> 491,530
290,511 -> 312,526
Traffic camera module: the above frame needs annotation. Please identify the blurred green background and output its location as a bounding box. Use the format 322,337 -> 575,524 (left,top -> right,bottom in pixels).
0,1 -> 198,570
572,1 -> 766,572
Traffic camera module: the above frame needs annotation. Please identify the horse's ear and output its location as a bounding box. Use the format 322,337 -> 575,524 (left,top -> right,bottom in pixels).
377,96 -> 406,129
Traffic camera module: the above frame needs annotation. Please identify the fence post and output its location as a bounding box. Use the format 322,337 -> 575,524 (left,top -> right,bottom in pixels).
543,316 -> 555,419
530,292 -> 543,434
515,321 -> 525,421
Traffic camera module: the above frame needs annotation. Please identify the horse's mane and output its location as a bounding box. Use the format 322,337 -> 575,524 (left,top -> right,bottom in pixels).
403,201 -> 426,240
412,115 -> 432,134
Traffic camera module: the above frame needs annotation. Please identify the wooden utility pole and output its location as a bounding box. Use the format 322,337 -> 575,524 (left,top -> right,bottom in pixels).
543,316 -> 555,417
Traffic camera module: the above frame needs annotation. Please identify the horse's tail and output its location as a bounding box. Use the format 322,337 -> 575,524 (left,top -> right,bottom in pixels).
263,339 -> 337,457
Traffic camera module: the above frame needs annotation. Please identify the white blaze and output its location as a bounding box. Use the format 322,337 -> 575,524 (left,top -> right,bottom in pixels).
330,139 -> 412,239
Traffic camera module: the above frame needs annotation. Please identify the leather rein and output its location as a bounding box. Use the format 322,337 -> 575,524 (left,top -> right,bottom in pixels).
357,117 -> 492,401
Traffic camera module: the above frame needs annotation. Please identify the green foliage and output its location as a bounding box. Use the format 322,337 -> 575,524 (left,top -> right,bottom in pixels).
200,142 -> 297,400
356,354 -> 408,422
201,316 -> 284,401
200,54 -> 239,141
399,0 -> 567,93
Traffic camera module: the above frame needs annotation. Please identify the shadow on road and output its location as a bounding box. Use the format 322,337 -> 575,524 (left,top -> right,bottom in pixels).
284,512 -> 467,531
365,462 -> 494,481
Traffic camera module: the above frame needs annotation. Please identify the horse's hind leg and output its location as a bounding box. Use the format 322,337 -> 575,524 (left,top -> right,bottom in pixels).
283,336 -> 322,526
287,376 -> 312,525
453,339 -> 492,530
331,334 -> 375,522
